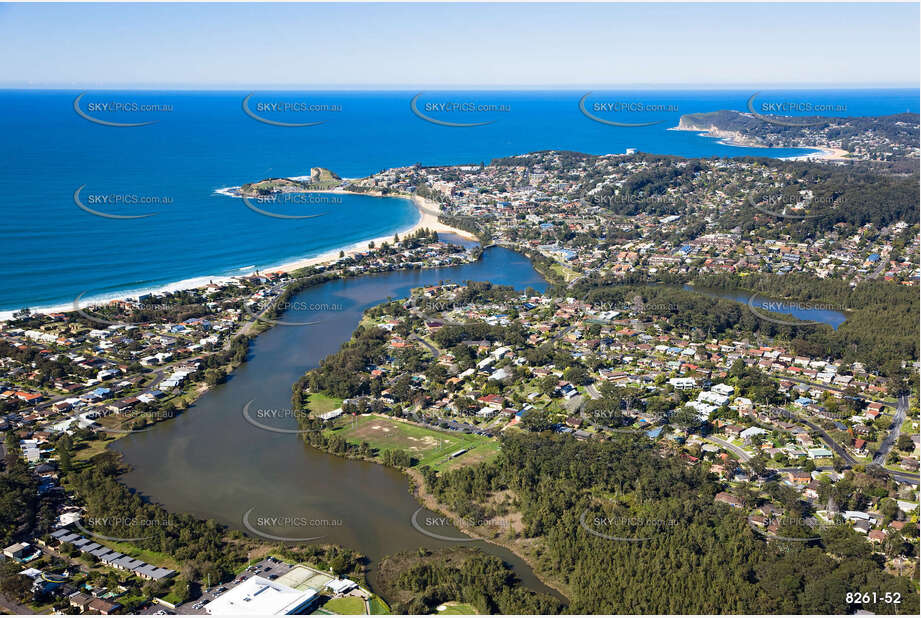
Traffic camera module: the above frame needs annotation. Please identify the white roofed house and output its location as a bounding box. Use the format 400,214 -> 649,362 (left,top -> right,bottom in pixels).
698,390 -> 730,407
668,377 -> 696,390
686,400 -> 717,421
740,427 -> 768,443
327,578 -> 357,595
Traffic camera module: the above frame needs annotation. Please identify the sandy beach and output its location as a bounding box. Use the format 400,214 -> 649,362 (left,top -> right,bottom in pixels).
260,191 -> 477,274
0,192 -> 477,321
780,146 -> 851,161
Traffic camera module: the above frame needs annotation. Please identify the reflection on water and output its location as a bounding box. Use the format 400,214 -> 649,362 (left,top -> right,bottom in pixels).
683,285 -> 847,329
114,245 -> 562,599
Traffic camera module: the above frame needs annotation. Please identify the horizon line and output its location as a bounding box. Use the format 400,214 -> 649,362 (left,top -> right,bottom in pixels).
2,83 -> 919,91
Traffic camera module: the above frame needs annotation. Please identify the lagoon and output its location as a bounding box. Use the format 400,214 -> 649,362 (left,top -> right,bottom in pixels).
113,243 -> 559,598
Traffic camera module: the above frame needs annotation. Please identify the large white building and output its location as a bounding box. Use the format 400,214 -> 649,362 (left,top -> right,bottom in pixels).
668,377 -> 696,390
204,576 -> 318,615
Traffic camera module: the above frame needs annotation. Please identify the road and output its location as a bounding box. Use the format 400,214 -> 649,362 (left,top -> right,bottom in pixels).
0,593 -> 42,615
24,282 -> 292,435
874,394 -> 909,465
411,334 -> 440,358
790,412 -> 856,465
790,409 -> 919,486
585,383 -> 601,400
706,436 -> 753,462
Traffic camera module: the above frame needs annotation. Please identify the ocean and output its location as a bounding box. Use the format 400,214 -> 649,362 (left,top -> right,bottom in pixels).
1,88 -> 916,313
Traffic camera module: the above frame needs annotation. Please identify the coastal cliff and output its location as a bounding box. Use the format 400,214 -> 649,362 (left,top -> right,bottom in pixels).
240,167 -> 343,196
673,111 -> 767,147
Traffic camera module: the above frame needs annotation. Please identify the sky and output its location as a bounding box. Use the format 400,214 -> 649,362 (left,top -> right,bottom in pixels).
0,2 -> 918,88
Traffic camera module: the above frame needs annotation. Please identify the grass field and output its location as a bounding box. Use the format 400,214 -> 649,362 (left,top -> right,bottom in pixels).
72,435 -> 117,462
323,596 -> 366,615
308,392 -> 345,415
100,540 -> 180,571
329,414 -> 500,471
368,595 -> 390,615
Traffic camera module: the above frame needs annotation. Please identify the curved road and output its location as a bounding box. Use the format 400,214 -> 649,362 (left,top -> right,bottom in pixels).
706,436 -> 753,462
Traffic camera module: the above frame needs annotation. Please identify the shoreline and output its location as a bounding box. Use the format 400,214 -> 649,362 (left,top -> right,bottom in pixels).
0,191 -> 477,322
403,465 -> 571,602
780,146 -> 851,161
669,124 -> 848,160
292,408 -> 569,601
255,190 -> 477,274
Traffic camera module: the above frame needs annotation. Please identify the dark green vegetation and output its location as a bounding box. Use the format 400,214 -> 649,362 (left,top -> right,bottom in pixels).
488,150 -> 919,250
376,547 -> 562,615
240,177 -> 312,195
588,157 -> 917,240
1,435 -> 57,546
679,110 -> 919,153
293,281 -> 531,401
240,168 -> 341,195
67,450 -> 247,583
727,166 -> 919,241
0,431 -> 366,612
562,271 -> 918,381
693,272 -> 919,384
420,432 -> 919,614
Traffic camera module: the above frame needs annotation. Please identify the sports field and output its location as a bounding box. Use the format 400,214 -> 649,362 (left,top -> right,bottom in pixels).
329,414 -> 500,471
323,596 -> 366,615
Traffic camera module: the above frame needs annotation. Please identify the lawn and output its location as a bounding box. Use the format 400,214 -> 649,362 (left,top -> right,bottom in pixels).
308,392 -> 344,415
328,414 -> 499,471
72,435 -> 118,462
101,540 -> 180,571
549,262 -> 578,283
368,595 -> 390,615
323,596 -> 366,615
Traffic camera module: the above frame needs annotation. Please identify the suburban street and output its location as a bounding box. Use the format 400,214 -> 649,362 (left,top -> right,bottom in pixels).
874,393 -> 910,464
706,436 -> 753,462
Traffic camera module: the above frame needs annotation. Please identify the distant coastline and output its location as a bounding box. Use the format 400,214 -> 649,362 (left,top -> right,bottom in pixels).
668,123 -> 834,159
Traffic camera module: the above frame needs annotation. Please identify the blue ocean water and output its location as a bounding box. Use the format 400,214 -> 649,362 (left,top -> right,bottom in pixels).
0,89 -> 916,312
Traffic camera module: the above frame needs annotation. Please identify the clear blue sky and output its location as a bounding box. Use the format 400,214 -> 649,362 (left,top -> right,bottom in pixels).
1,2 -> 918,88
